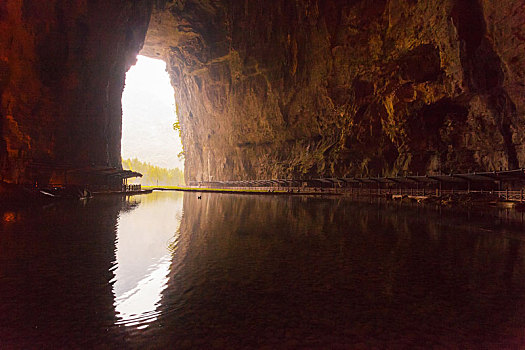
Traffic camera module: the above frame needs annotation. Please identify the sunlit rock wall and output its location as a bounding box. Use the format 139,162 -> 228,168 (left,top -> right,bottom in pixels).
0,1 -> 152,184
144,0 -> 525,182
1,0 -> 523,185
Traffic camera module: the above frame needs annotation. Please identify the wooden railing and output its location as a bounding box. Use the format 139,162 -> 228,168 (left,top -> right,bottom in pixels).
187,184 -> 525,201
122,184 -> 141,192
342,188 -> 525,201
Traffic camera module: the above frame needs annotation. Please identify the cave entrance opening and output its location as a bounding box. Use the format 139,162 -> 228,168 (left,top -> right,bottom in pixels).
121,55 -> 184,187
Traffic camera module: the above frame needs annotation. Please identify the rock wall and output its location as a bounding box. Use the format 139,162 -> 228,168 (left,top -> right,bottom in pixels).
1,0 -> 524,185
0,0 -> 153,184
144,0 -> 525,182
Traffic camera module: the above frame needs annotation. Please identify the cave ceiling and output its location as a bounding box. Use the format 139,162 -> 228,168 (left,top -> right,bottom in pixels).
1,0 -> 524,184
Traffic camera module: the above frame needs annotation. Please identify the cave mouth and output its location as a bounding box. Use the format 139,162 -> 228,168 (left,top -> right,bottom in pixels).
121,55 -> 184,185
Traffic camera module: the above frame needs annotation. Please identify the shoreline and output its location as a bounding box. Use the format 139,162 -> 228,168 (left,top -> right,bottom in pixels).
148,187 -> 525,213
148,186 -> 341,196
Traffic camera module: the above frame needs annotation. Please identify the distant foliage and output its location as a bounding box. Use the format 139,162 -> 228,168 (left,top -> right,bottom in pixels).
173,111 -> 185,160
122,158 -> 184,186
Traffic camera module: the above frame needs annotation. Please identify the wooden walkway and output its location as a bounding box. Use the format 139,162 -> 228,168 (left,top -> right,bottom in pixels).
186,169 -> 525,202
152,187 -> 341,196
92,189 -> 152,196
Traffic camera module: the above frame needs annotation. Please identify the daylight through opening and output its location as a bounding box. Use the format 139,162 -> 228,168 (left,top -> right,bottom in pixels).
121,55 -> 184,186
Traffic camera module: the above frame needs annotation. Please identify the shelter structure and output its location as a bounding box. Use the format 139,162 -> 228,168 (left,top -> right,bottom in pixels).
25,161 -> 142,192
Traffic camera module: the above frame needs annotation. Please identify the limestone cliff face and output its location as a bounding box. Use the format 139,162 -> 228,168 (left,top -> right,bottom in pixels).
0,0 -> 152,184
144,0 -> 525,182
1,0 -> 524,185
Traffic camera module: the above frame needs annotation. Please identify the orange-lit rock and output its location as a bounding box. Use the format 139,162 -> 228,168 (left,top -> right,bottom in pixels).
144,0 -> 525,182
0,0 -> 153,184
1,0 -> 525,186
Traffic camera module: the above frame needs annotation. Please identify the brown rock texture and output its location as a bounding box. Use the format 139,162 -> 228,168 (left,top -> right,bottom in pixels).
1,0 -> 524,185
0,0 -> 152,184
143,0 -> 525,182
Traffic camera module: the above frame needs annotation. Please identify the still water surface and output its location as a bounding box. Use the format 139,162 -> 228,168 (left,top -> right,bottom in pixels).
1,192 -> 525,348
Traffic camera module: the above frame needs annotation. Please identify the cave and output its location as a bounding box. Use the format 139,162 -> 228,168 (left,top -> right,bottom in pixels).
1,0 -> 524,189
2,1 -> 525,348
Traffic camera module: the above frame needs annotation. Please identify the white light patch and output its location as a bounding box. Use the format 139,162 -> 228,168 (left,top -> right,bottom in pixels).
121,55 -> 184,169
112,193 -> 184,328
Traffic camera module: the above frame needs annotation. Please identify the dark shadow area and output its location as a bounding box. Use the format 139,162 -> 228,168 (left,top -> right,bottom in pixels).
145,193 -> 525,348
2,192 -> 525,348
0,197 -> 133,348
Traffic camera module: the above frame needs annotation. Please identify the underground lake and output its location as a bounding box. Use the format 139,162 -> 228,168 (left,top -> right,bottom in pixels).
3,1 -> 525,348
1,191 -> 525,348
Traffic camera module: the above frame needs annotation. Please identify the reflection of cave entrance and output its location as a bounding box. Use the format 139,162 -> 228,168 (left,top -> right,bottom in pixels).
121,55 -> 184,186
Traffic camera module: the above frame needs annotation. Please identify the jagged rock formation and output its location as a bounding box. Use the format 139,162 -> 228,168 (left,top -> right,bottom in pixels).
1,0 -> 524,185
0,0 -> 152,184
144,0 -> 525,181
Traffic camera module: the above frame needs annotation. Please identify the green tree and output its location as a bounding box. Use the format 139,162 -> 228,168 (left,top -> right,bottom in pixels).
122,158 -> 184,186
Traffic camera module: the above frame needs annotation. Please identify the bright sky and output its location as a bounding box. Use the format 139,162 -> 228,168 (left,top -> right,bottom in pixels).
122,55 -> 184,170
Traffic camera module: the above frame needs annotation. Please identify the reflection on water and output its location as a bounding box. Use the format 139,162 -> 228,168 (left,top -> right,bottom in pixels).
112,192 -> 183,328
1,192 -> 525,348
